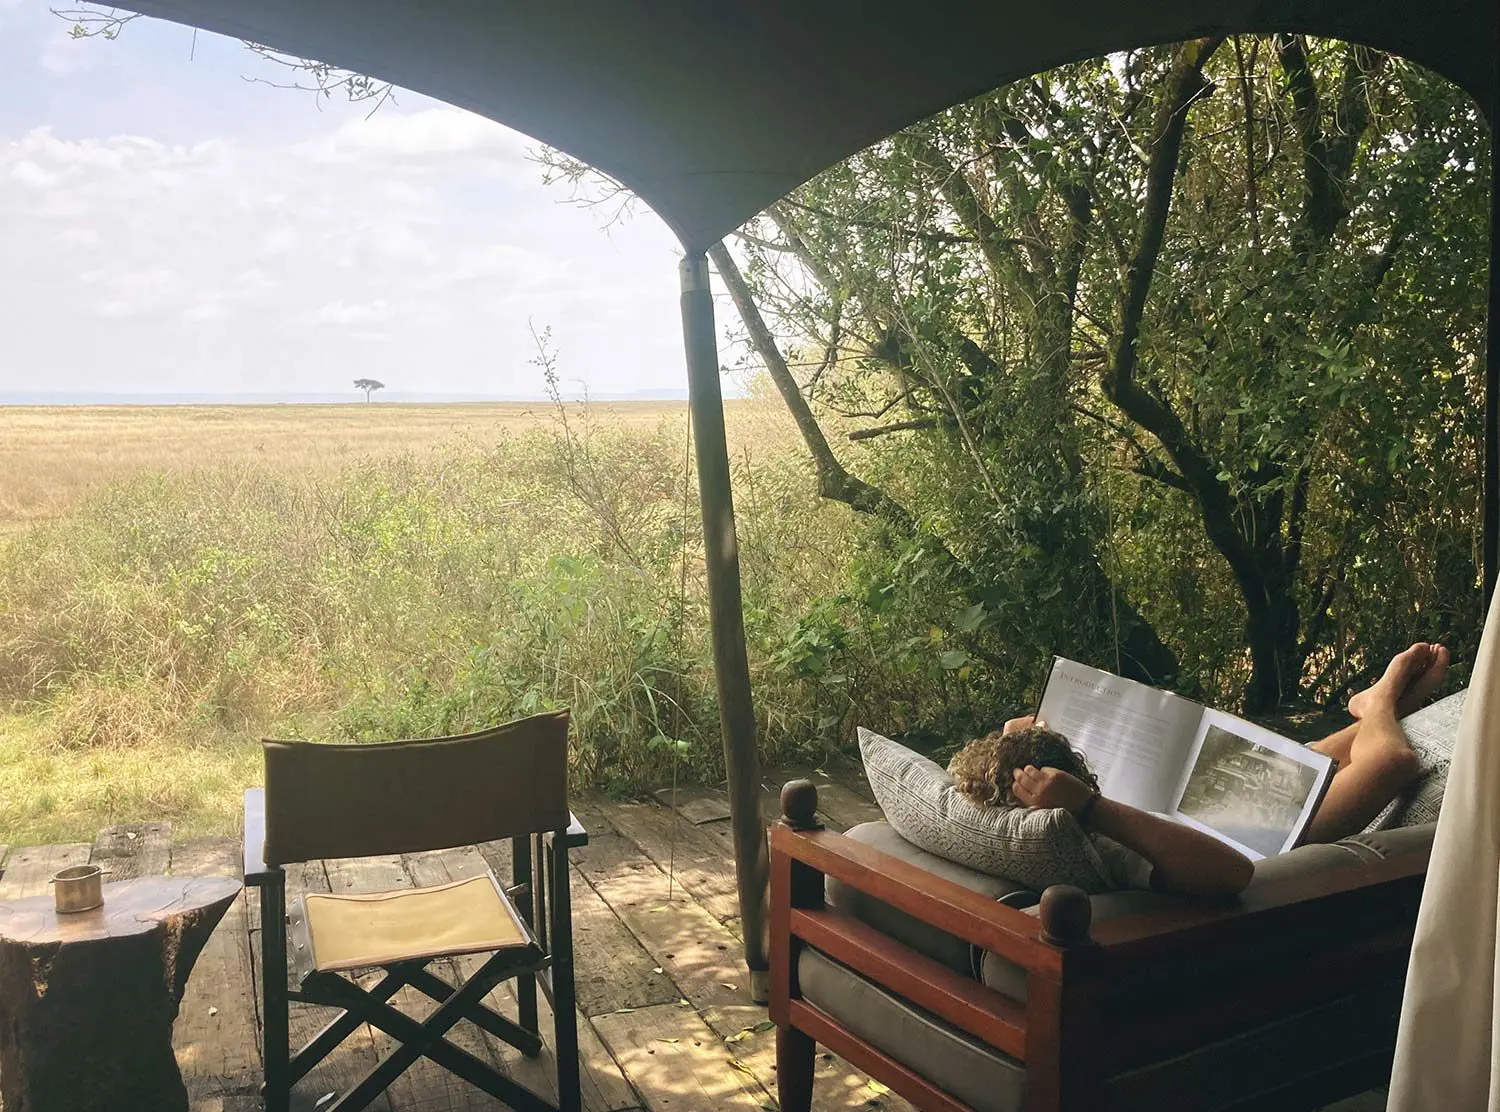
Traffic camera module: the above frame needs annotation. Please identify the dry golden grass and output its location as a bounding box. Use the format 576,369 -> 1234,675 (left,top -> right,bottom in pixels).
0,399 -> 800,528
0,396 -> 818,843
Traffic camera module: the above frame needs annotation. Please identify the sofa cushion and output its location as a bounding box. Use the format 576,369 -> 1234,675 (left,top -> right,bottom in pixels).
859,727 -> 1150,893
797,947 -> 1024,1112
829,821 -> 1037,977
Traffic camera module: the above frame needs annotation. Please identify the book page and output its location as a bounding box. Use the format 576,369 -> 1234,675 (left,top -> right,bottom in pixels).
1169,709 -> 1336,860
1036,658 -> 1205,813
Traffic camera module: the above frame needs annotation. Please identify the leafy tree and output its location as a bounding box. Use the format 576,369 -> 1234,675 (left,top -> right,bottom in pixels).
354,378 -> 385,403
726,37 -> 1486,714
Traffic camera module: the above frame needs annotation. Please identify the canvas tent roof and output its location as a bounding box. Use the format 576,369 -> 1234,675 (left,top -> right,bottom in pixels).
117,1 -> 1496,252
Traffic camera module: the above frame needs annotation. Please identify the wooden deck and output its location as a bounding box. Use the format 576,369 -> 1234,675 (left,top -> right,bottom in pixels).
0,760 -> 912,1112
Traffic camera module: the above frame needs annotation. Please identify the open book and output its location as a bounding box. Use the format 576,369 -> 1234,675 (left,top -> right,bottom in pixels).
1036,657 -> 1337,860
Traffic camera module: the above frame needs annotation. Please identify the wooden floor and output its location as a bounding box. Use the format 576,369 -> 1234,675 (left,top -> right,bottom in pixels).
0,759 -> 914,1112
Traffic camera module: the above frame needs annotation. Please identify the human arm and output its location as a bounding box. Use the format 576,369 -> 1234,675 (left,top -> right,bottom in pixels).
1012,765 -> 1254,897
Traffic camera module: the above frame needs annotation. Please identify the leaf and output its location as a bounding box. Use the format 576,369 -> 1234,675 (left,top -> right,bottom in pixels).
868,1080 -> 891,1095
938,649 -> 969,670
657,1037 -> 679,1044
954,601 -> 987,632
652,966 -> 664,974
727,1059 -> 758,1077
720,982 -> 739,991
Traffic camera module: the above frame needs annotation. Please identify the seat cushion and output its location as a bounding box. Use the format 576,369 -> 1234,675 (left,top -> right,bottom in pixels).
858,727 -> 1148,893
830,822 -> 1037,976
301,873 -> 528,972
797,947 -> 1024,1112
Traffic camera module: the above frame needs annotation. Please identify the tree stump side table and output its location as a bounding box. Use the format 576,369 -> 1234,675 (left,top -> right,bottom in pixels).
0,873 -> 241,1112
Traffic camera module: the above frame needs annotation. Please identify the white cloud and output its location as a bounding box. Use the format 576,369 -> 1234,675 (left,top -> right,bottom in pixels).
11,159 -> 56,187
0,97 -> 686,397
314,300 -> 390,325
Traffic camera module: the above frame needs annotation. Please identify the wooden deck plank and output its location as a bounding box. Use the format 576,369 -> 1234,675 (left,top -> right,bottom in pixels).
704,1004 -> 915,1112
251,858 -> 397,1112
651,786 -> 732,825
405,847 -> 639,1112
592,1003 -> 771,1112
475,837 -> 678,1019
171,837 -> 261,1101
569,821 -> 749,1016
0,843 -> 89,900
93,821 -> 172,880
605,801 -> 742,923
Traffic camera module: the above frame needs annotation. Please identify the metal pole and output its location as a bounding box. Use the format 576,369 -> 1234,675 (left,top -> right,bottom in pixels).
1487,76 -> 1500,608
680,251 -> 770,1001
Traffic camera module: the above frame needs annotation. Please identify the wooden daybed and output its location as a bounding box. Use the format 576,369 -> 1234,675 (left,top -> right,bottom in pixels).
770,779 -> 1431,1112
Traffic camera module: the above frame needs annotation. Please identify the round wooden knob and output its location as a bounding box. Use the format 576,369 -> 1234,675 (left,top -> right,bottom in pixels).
779,779 -> 820,830
1038,884 -> 1092,946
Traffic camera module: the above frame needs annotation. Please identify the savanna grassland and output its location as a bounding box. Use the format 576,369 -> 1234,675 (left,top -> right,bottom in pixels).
0,400 -> 898,843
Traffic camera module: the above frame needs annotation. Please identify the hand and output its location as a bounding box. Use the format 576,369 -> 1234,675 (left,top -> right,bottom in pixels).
1003,715 -> 1044,735
1011,764 -> 1096,815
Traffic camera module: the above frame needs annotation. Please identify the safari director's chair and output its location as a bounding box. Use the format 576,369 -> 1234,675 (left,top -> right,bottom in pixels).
242,710 -> 586,1112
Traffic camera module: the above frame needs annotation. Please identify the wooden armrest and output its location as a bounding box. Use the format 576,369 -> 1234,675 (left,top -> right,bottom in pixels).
1091,845 -> 1428,955
242,788 -> 282,887
771,822 -> 1064,973
546,811 -> 588,849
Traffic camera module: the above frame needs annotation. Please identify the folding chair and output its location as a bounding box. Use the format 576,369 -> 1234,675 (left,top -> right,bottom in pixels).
242,709 -> 586,1112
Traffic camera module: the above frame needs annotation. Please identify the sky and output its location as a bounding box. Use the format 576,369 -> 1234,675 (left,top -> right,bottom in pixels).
0,1 -> 711,399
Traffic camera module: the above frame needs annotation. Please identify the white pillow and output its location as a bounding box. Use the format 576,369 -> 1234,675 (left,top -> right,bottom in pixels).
858,727 -> 1150,893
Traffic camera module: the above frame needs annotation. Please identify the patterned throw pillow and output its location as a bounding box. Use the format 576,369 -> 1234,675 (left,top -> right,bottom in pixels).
1364,689 -> 1466,832
858,727 -> 1151,894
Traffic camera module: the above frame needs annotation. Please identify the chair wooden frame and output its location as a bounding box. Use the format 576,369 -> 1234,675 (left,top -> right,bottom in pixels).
769,780 -> 1429,1112
244,790 -> 589,1112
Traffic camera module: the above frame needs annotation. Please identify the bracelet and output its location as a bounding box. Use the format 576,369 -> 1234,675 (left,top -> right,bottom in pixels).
1076,790 -> 1101,828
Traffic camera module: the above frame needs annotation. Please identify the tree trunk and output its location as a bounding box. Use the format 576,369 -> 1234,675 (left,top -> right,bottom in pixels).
0,875 -> 241,1112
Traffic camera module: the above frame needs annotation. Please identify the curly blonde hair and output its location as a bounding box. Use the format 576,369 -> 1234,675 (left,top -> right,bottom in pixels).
947,725 -> 1100,807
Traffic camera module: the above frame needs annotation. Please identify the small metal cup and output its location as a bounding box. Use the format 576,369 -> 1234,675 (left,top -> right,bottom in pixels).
52,864 -> 104,913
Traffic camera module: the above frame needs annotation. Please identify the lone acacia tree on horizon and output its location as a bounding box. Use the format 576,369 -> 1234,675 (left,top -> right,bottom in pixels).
354,378 -> 384,403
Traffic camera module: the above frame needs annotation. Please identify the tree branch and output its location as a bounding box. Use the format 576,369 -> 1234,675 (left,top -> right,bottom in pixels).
848,417 -> 943,441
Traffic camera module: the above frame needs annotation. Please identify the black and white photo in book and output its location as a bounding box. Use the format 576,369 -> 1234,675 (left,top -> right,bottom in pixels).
1176,724 -> 1322,858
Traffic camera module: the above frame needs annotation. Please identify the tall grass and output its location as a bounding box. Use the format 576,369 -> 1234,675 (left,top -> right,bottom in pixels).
1,405 -> 964,841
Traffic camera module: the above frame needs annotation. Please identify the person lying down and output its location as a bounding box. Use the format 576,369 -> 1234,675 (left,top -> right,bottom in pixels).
946,642 -> 1450,897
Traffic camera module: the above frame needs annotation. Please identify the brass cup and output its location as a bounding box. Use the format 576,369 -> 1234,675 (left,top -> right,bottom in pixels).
52,864 -> 104,914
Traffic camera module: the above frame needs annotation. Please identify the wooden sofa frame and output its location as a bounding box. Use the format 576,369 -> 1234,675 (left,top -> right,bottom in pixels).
769,780 -> 1429,1112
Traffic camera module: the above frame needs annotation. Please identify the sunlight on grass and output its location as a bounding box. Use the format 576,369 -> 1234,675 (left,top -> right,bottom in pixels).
0,713 -> 263,843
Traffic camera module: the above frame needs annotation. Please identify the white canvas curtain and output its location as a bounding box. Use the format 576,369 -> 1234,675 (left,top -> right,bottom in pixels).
1388,591 -> 1500,1110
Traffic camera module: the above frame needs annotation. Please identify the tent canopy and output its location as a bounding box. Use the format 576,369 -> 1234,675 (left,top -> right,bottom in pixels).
120,1 -> 1495,252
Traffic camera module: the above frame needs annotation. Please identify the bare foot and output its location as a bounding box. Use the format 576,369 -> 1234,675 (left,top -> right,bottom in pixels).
1348,643 -> 1442,720
1397,643 -> 1449,718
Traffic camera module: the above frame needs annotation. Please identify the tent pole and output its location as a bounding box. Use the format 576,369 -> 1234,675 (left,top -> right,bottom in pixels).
680,251 -> 770,1001
1488,92 -> 1500,608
